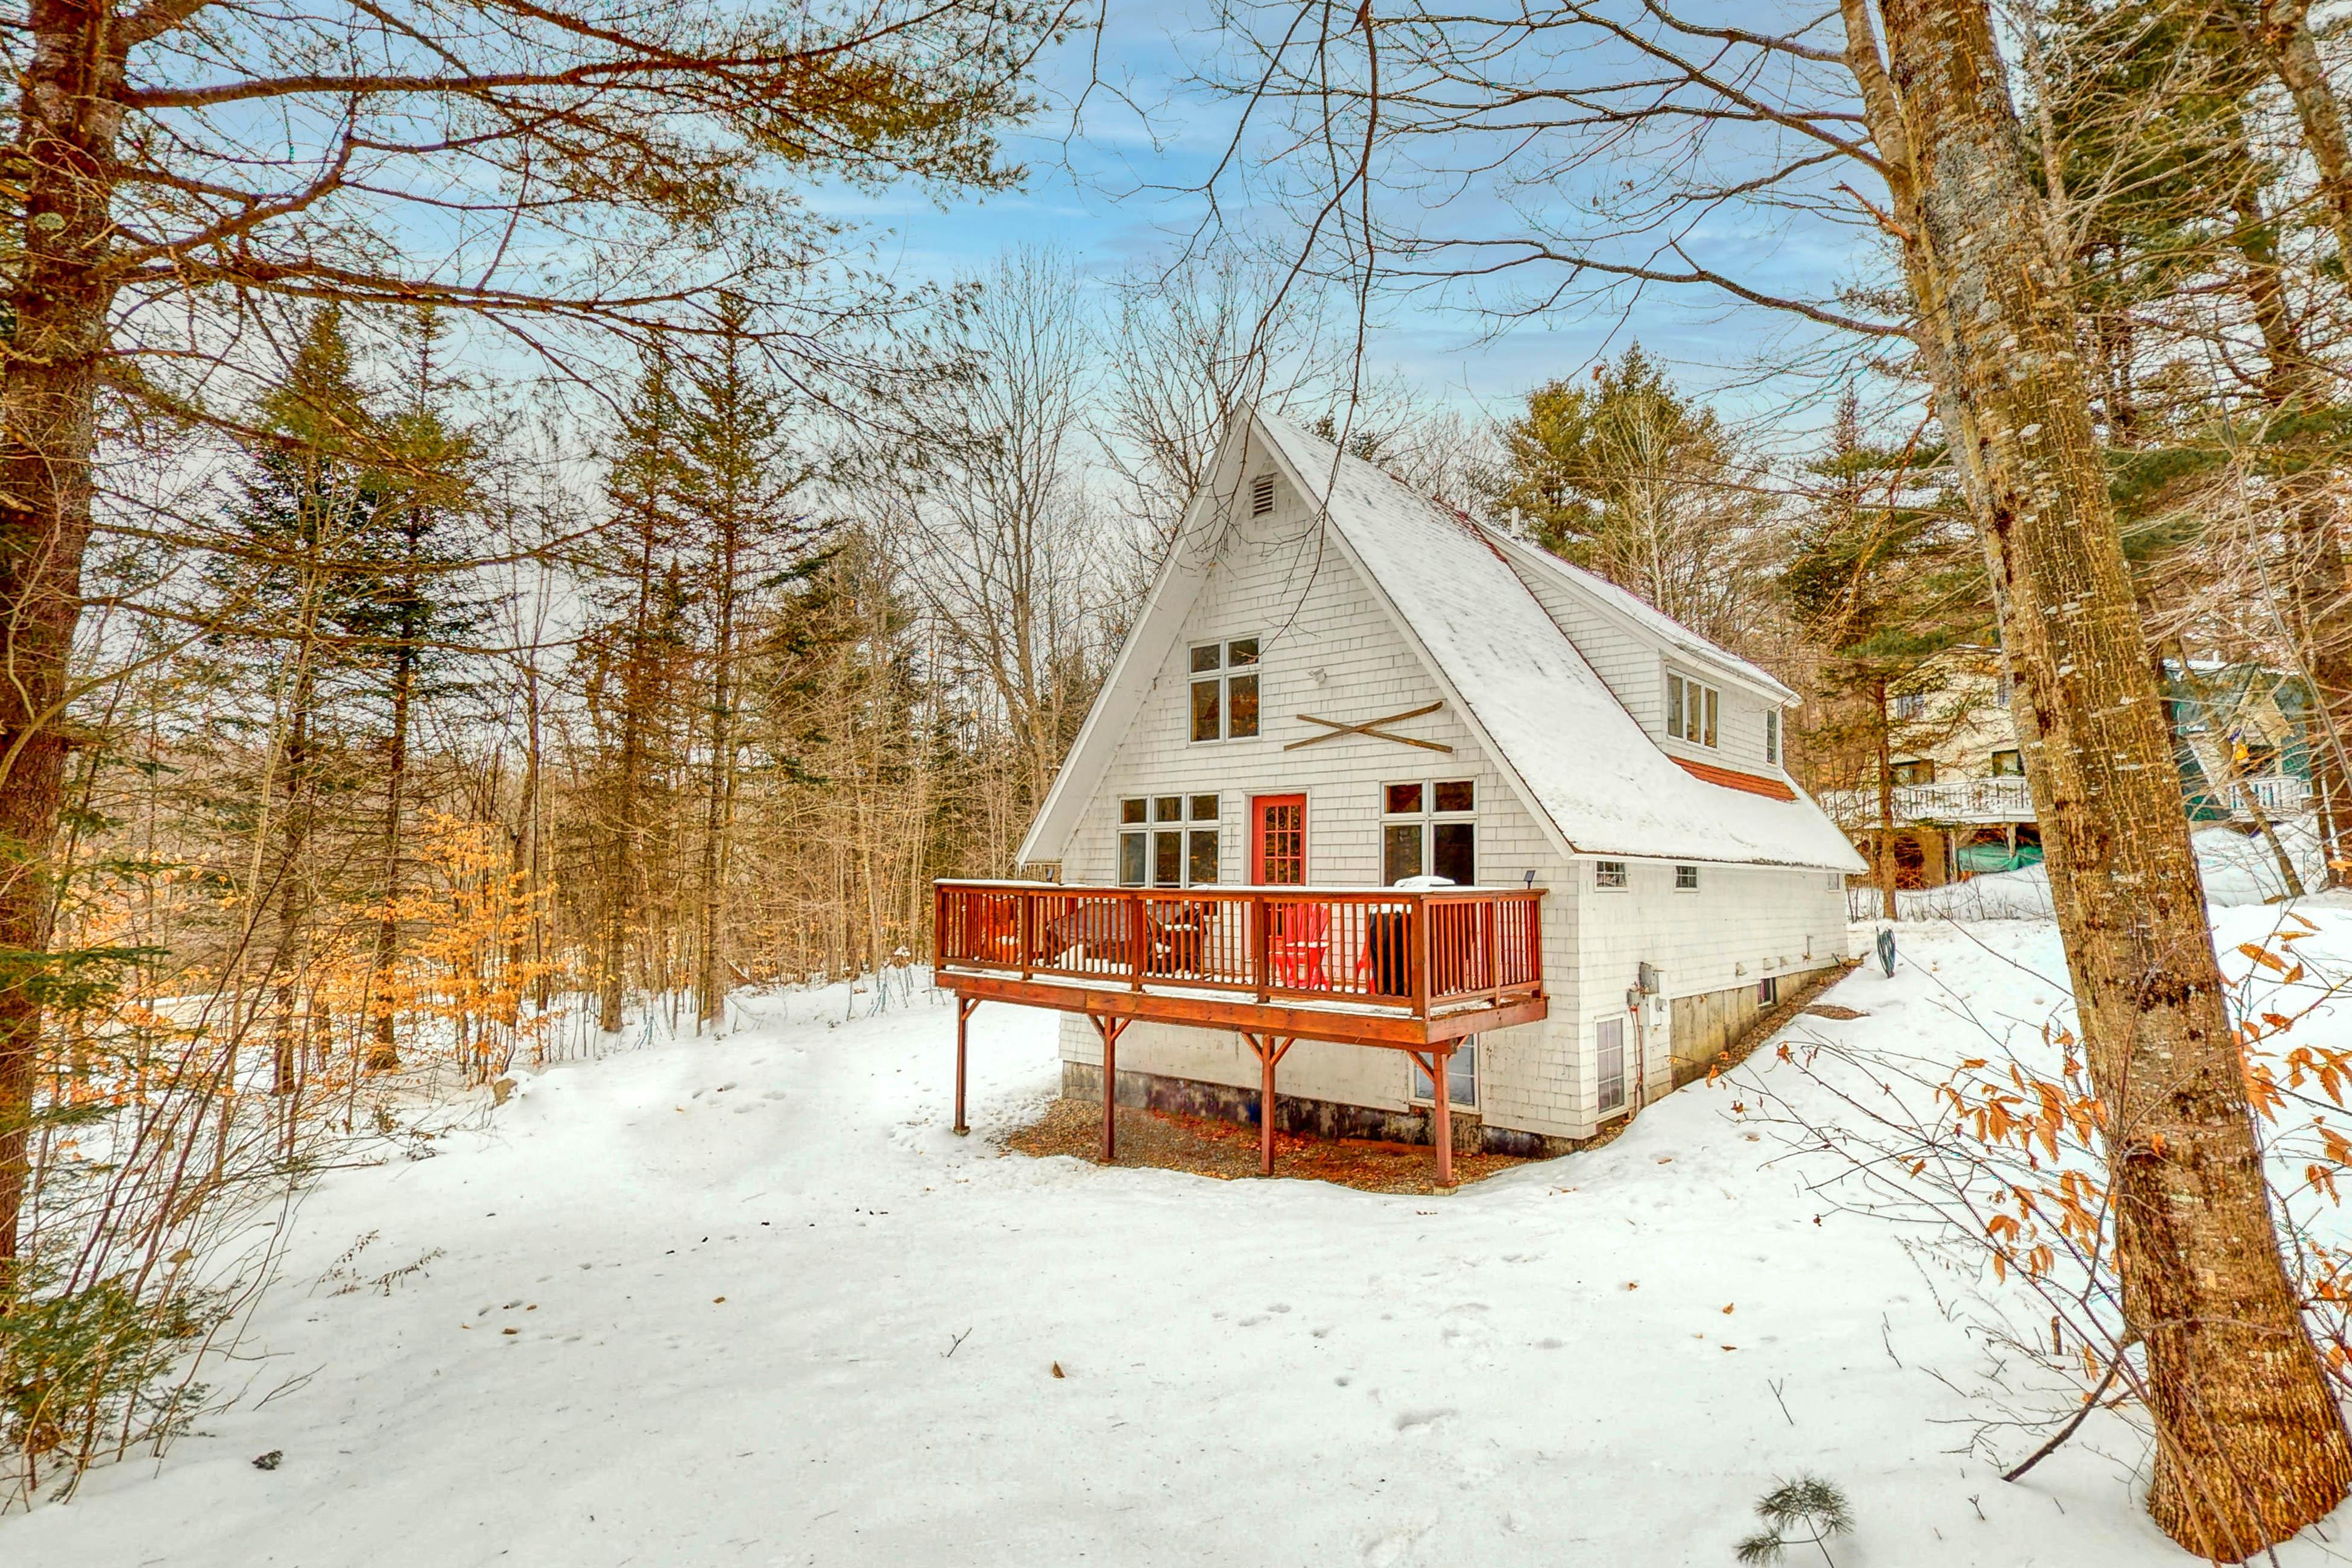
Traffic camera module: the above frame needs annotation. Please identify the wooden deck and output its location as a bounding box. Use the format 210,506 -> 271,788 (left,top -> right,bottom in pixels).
931,880 -> 1548,1184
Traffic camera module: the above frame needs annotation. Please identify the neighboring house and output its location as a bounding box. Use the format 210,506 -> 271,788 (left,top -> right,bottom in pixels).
932,409 -> 1865,1181
1817,648 -> 2316,888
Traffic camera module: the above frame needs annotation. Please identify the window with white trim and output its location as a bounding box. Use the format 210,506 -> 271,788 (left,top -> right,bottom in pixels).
1411,1038 -> 1478,1107
1667,672 -> 1719,748
1765,709 -> 1781,766
1595,859 -> 1628,890
1674,864 -> 1699,891
1189,639 -> 1260,742
1380,779 -> 1476,884
1596,1017 -> 1626,1113
1118,794 -> 1220,887
1756,975 -> 1779,1006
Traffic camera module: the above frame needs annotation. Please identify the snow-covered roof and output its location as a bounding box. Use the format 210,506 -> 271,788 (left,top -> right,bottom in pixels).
1251,414 -> 1861,871
1018,409 -> 1865,873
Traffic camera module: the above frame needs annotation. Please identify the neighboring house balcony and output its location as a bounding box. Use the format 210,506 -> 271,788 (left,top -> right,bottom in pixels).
1817,772 -> 2309,830
931,880 -> 1548,1184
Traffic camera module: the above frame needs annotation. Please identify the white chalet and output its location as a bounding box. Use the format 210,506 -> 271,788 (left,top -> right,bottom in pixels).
933,409 -> 1865,1181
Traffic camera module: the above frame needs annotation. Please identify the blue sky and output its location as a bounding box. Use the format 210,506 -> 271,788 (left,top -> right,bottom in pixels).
823,7 -> 1883,441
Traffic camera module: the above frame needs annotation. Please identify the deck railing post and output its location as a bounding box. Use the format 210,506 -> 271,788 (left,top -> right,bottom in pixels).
1410,896 -> 1432,1020
1253,891 -> 1269,1002
1485,894 -> 1502,1004
1019,893 -> 1034,979
1130,890 -> 1146,990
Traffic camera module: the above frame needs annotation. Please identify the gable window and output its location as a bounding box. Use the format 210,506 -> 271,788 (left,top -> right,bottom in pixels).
1764,709 -> 1781,767
1190,638 -> 1260,742
1674,864 -> 1699,891
1596,1017 -> 1627,1113
1118,794 -> 1220,887
1380,779 -> 1476,885
1594,859 -> 1628,890
1666,672 -> 1719,748
1990,748 -> 2024,777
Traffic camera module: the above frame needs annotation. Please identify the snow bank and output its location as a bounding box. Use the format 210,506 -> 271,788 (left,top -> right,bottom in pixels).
10,931 -> 2352,1566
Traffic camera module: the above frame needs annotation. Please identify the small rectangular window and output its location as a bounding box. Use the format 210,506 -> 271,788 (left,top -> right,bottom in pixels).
1384,783 -> 1423,815
1251,474 -> 1276,516
1595,860 -> 1628,890
1411,1039 -> 1478,1107
1227,672 -> 1259,738
1120,798 -> 1147,826
1596,1017 -> 1626,1113
1675,864 -> 1699,891
1190,794 -> 1220,821
1190,643 -> 1222,674
1152,829 -> 1183,887
1154,795 -> 1183,822
1703,688 -> 1718,748
1383,823 -> 1424,884
1765,710 -> 1781,767
1188,828 -> 1219,886
1990,749 -> 2024,777
1190,679 -> 1222,743
1667,674 -> 1686,739
1891,759 -> 1935,786
1757,975 -> 1779,1006
1119,832 -> 1147,887
1433,779 -> 1474,813
1227,637 -> 1259,667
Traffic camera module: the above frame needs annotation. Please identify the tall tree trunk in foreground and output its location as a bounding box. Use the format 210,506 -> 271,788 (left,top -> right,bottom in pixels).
1846,0 -> 2352,1554
1873,678 -> 1898,920
368,627 -> 416,1070
0,0 -> 130,1274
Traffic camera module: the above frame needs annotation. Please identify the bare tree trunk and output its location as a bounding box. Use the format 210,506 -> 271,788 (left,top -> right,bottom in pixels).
367,636 -> 414,1070
1874,678 -> 1898,920
0,0 -> 130,1273
1848,0 -> 2352,1551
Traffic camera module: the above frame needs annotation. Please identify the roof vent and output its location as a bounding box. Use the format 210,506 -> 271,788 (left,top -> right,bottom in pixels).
1251,473 -> 1276,516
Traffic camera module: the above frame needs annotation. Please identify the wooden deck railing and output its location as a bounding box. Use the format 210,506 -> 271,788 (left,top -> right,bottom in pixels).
932,881 -> 1544,1016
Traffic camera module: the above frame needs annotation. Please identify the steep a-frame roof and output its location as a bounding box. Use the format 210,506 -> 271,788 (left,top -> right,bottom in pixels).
1019,411 -> 1865,873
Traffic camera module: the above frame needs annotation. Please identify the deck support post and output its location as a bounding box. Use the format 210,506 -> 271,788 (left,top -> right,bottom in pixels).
1244,1033 -> 1295,1177
1091,1014 -> 1129,1164
952,996 -> 978,1135
1432,1049 -> 1454,1189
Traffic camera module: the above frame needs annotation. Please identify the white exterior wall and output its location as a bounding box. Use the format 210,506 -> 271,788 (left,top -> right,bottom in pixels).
1564,858 -> 1849,1114
1054,432 -> 1587,1137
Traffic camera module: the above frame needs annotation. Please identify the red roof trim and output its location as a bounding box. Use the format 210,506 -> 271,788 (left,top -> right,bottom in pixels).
1674,757 -> 1798,801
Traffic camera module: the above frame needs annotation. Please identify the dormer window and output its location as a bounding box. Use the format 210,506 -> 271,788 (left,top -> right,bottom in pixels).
1667,671 -> 1718,748
1189,638 -> 1260,742
1764,709 -> 1781,767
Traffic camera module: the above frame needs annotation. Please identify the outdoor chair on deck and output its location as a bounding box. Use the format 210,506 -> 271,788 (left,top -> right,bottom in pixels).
1267,903 -> 1330,990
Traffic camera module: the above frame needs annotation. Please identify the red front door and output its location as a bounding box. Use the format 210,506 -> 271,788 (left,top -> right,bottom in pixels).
1251,794 -> 1306,885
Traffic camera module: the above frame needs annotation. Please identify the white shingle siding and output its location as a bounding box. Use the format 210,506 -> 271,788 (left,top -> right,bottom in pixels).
1028,411 -> 1856,1145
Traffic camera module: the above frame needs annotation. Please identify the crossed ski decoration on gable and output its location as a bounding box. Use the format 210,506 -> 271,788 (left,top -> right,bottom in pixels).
1282,700 -> 1454,754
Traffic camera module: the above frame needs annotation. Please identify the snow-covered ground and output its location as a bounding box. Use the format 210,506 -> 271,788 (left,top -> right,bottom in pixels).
9,915 -> 2352,1566
1869,820 -> 2335,922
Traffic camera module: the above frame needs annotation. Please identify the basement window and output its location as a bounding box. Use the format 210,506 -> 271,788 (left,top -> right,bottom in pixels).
1189,638 -> 1261,743
1411,1038 -> 1478,1107
1757,975 -> 1779,1007
1596,1017 -> 1626,1113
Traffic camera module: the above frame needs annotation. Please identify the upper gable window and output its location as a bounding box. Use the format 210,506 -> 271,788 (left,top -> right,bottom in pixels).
1666,671 -> 1718,748
1190,638 -> 1260,742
